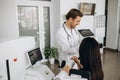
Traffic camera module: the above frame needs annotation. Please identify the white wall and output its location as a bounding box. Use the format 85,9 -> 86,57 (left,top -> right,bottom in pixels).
0,0 -> 19,41
60,0 -> 96,30
60,0 -> 105,24
51,0 -> 61,47
96,0 -> 105,15
0,37 -> 35,80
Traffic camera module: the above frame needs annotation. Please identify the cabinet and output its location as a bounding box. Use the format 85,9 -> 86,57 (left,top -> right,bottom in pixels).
106,0 -> 120,50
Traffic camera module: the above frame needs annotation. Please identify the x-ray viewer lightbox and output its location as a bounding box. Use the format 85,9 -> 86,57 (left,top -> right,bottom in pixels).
78,29 -> 94,37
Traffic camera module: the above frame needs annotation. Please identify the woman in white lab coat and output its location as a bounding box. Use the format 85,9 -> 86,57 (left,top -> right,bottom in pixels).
56,8 -> 83,64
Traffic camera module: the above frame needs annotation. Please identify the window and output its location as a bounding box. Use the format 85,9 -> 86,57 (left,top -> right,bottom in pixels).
17,1 -> 51,58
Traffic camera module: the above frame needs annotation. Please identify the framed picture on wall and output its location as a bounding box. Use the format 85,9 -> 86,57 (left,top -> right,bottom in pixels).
80,3 -> 96,15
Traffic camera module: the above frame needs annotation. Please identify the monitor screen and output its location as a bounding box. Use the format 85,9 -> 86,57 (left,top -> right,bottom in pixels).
27,48 -> 42,65
78,29 -> 94,37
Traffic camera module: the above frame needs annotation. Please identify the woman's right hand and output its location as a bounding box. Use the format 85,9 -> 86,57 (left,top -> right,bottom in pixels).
62,65 -> 71,73
71,56 -> 83,69
71,56 -> 79,63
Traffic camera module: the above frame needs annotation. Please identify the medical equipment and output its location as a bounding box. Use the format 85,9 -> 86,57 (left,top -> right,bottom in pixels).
25,63 -> 55,80
25,48 -> 55,80
26,48 -> 43,65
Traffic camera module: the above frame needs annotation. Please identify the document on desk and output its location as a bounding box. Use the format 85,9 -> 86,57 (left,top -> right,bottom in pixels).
54,71 -> 87,80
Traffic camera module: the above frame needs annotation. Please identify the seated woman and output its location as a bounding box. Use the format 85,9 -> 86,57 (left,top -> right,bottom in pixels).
62,37 -> 104,80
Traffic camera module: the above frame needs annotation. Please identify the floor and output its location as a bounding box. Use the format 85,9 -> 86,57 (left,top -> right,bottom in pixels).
45,49 -> 120,80
102,49 -> 120,80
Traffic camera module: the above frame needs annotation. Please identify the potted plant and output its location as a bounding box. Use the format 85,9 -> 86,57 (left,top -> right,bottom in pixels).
44,47 -> 58,64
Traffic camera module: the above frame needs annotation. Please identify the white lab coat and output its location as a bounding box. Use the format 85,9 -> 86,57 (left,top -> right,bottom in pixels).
56,23 -> 83,63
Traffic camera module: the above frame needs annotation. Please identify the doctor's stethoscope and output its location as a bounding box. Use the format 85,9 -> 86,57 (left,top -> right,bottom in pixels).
62,22 -> 79,47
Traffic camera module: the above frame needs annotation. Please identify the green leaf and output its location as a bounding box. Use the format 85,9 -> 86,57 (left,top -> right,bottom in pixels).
43,47 -> 58,59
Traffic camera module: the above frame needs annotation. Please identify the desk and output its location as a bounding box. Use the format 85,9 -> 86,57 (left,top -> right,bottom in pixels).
44,60 -> 87,80
44,60 -> 60,75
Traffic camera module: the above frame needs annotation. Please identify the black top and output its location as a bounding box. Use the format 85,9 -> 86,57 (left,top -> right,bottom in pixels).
69,69 -> 91,80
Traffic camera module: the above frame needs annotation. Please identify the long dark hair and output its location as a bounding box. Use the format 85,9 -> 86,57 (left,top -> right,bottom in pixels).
79,37 -> 103,80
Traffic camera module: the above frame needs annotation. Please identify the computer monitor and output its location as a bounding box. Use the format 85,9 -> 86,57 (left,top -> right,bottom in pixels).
78,29 -> 94,37
27,48 -> 43,65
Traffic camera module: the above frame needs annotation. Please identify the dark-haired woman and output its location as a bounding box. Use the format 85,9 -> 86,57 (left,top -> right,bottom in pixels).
62,37 -> 104,80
